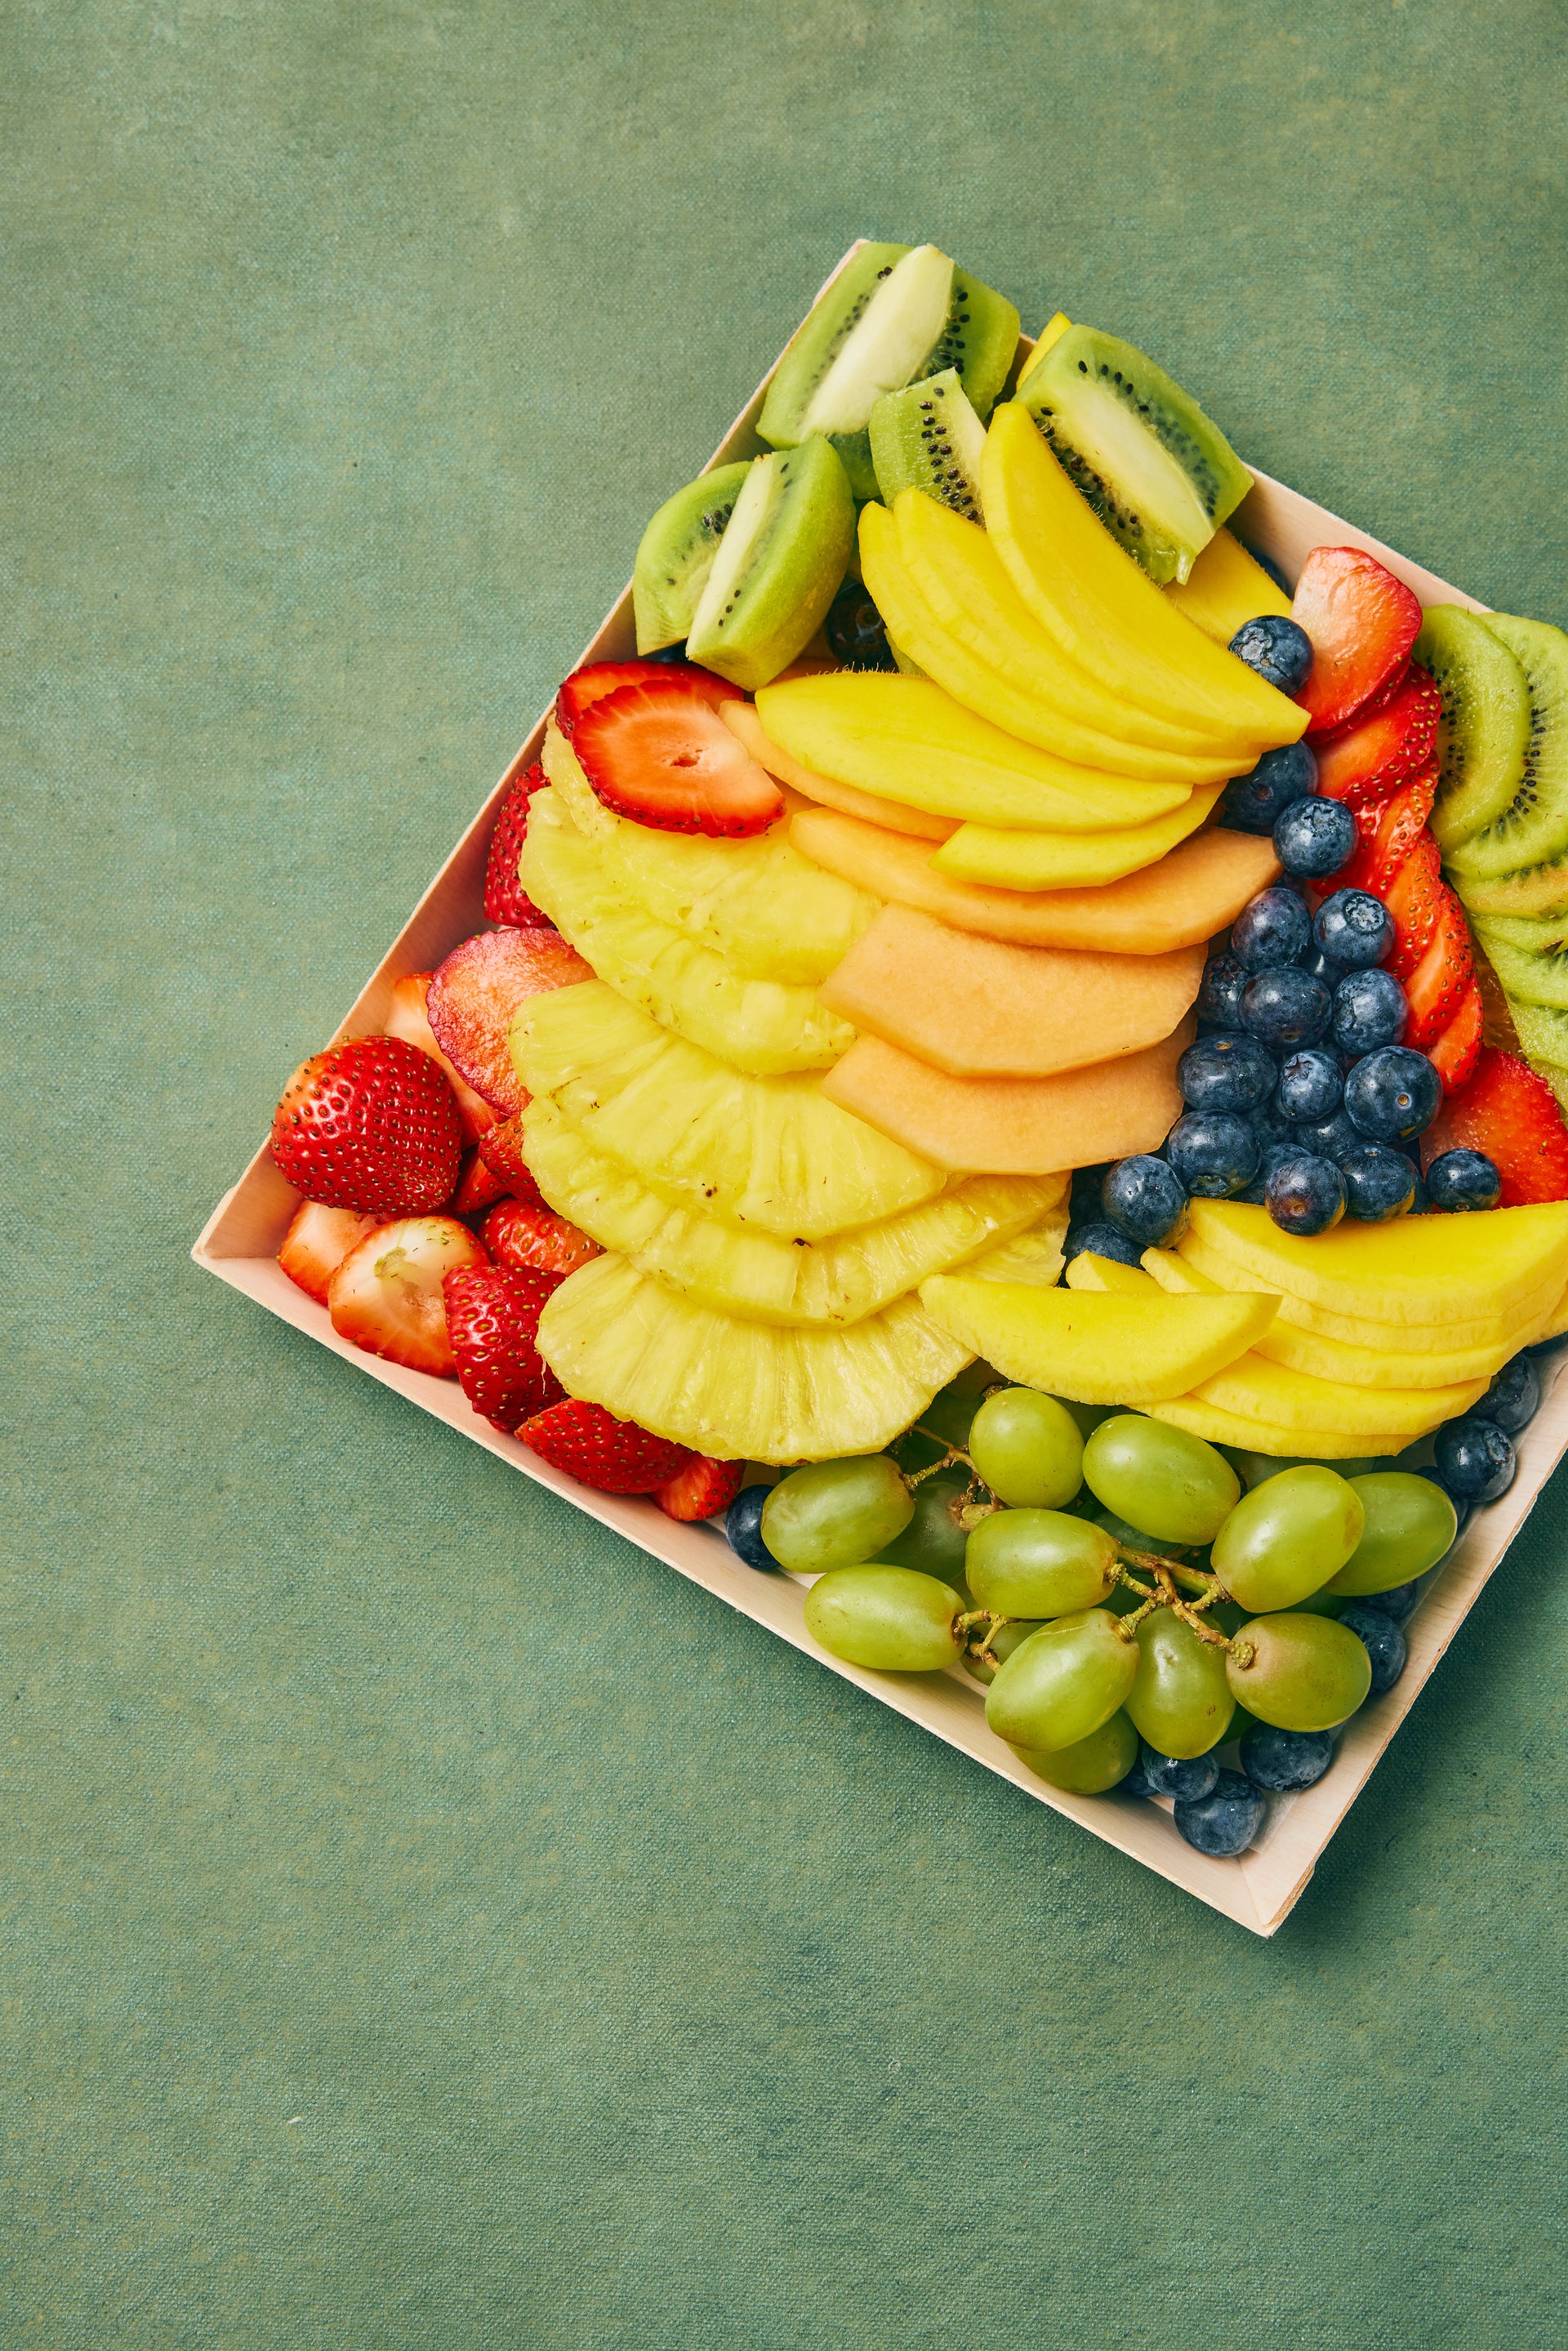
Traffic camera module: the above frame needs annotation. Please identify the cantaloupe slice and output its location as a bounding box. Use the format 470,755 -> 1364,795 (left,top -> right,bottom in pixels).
917,1276 -> 1278,1404
722,700 -> 956,843
1183,1199 -> 1568,1325
790,805 -> 1280,954
931,789 -> 1224,890
821,1017 -> 1193,1173
817,906 -> 1205,1078
1165,528 -> 1294,646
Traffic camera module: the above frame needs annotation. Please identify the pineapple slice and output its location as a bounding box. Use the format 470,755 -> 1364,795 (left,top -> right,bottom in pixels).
536,1252 -> 973,1462
521,790 -> 855,1075
514,982 -> 944,1238
542,722 -> 879,983
960,1204 -> 1069,1289
522,1094 -> 1065,1325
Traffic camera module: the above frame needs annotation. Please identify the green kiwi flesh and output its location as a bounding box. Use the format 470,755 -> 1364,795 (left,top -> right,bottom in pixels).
1018,324 -> 1251,585
686,437 -> 855,691
759,243 -> 911,447
868,368 -> 986,519
1446,616 -> 1568,882
1468,915 -> 1568,1010
760,243 -> 948,501
1452,851 -> 1568,922
632,461 -> 752,653
1417,604 -> 1532,853
922,268 -> 1022,423
1507,1000 -> 1568,1066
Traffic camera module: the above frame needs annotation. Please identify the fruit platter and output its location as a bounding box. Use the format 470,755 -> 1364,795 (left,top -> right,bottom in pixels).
196,242 -> 1568,1935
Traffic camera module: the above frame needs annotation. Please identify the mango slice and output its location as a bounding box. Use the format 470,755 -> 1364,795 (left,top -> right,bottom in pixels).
1165,528 -> 1293,646
931,790 -> 1224,890
1178,1232 -> 1560,1353
1183,1199 -> 1568,1325
1187,1352 -> 1486,1439
722,699 -> 956,841
1148,1399 -> 1410,1462
1064,1253 -> 1161,1295
917,1277 -> 1278,1405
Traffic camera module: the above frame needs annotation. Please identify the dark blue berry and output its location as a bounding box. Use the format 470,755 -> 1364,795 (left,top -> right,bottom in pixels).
1102,1155 -> 1188,1248
1433,1418 -> 1517,1503
1275,795 -> 1357,879
1121,1745 -> 1162,1797
1332,967 -> 1408,1054
725,1484 -> 781,1570
1239,541 -> 1292,595
1196,951 -> 1249,1026
1231,885 -> 1312,971
1296,1106 -> 1366,1167
1250,1090 -> 1296,1145
1480,1353 -> 1539,1435
1174,1767 -> 1266,1857
1239,1724 -> 1334,1792
1343,1046 -> 1443,1143
1276,1046 -> 1343,1124
1178,1033 -> 1277,1115
1340,1142 -> 1416,1222
1356,1580 -> 1420,1627
1264,1149 -> 1346,1236
823,581 -> 897,670
1166,1112 -> 1261,1199
1410,1462 -> 1469,1536
1219,741 -> 1318,835
1066,1218 -> 1147,1268
1229,614 -> 1315,693
1236,1140 -> 1307,1205
1337,1602 -> 1408,1696
1139,1746 -> 1220,1801
1424,1147 -> 1502,1213
1313,888 -> 1393,971
1241,967 -> 1332,1050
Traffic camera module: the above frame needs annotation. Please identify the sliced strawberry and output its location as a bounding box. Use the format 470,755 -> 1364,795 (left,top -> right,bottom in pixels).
443,1262 -> 566,1432
278,1200 -> 385,1305
425,927 -> 591,1113
480,1196 -> 601,1279
478,1112 -> 546,1210
573,679 -> 785,839
1312,664 -> 1441,806
1421,1048 -> 1568,1204
1403,884 -> 1474,1051
1291,546 -> 1423,738
327,1213 -> 487,1374
556,657 -> 742,737
450,1148 -> 510,1218
654,1455 -> 745,1522
383,971 -> 496,1144
1383,832 -> 1444,977
517,1397 -> 693,1494
271,1035 -> 463,1214
483,758 -> 552,929
1339,765 -> 1438,897
1428,977 -> 1485,1094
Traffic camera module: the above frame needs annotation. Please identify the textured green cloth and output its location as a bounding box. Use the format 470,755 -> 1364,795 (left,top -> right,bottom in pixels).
5,4 -> 1566,2343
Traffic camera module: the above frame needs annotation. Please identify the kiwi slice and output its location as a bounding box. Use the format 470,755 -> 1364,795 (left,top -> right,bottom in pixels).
1417,604 -> 1532,853
1018,323 -> 1252,585
1454,851 -> 1568,922
922,267 -> 1022,423
632,461 -> 752,653
868,368 -> 985,520
1508,999 -> 1568,1065
1469,914 -> 1568,1009
760,243 -> 952,501
1447,616 -> 1568,883
686,437 -> 855,691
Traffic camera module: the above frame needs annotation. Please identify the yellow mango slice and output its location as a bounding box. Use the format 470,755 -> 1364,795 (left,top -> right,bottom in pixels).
1016,311 -> 1072,390
917,1277 -> 1278,1404
1165,528 -> 1294,645
1065,1253 -> 1161,1295
1538,1276 -> 1568,1340
1183,1198 -> 1568,1325
1178,1231 -> 1559,1353
722,700 -> 956,842
1187,1352 -> 1486,1439
1148,1399 -> 1410,1461
931,790 -> 1224,890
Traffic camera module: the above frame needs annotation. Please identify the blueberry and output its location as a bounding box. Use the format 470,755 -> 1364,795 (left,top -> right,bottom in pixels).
823,581 -> 897,670
1424,1147 -> 1502,1213
1166,1112 -> 1261,1200
1196,951 -> 1249,1027
1139,1745 -> 1220,1801
1296,1106 -> 1366,1167
1241,967 -> 1332,1050
1343,1046 -> 1443,1143
1332,967 -> 1408,1054
1276,1046 -> 1343,1125
1236,1140 -> 1307,1205
1264,1149 -> 1346,1236
1410,1462 -> 1470,1536
1337,1601 -> 1408,1696
1231,884 -> 1312,971
726,1484 -> 781,1570
1121,1745 -> 1162,1798
1340,1142 -> 1416,1222
1238,541 -> 1292,596
1102,1154 -> 1188,1248
1356,1580 -> 1421,1627
1274,795 -> 1357,879
1239,1724 -> 1334,1792
1229,614 -> 1315,693
1250,1090 -> 1296,1145
1219,741 -> 1318,835
1066,1218 -> 1147,1268
1480,1353 -> 1539,1435
1174,1767 -> 1267,1857
1433,1418 -> 1517,1503
1178,1034 -> 1277,1115
1313,888 -> 1393,970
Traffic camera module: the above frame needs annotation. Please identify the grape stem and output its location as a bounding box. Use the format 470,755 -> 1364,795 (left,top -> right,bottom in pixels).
903,1442 -> 1002,1530
1112,1547 -> 1245,1655
956,1608 -> 1013,1672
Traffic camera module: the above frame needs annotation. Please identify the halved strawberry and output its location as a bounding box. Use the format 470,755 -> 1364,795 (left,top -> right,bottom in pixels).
443,1262 -> 565,1432
480,1196 -> 601,1279
450,1148 -> 510,1218
1312,664 -> 1441,806
477,1112 -> 546,1209
278,1200 -> 385,1305
1339,765 -> 1438,897
1421,1048 -> 1568,1204
1382,831 -> 1444,977
483,757 -> 552,928
1428,976 -> 1485,1094
572,679 -> 785,838
327,1214 -> 487,1374
383,971 -> 496,1144
654,1455 -> 745,1522
517,1397 -> 693,1494
556,657 -> 742,737
425,927 -> 591,1112
1291,546 -> 1423,738
1403,884 -> 1474,1051
271,1035 -> 463,1214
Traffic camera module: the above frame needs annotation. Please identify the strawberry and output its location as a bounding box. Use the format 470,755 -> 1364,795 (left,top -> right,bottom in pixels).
480,1196 -> 601,1279
278,1200 -> 385,1304
556,657 -> 742,737
382,971 -> 497,1145
654,1454 -> 745,1522
327,1213 -> 487,1374
1428,976 -> 1485,1094
1339,765 -> 1438,897
477,1112 -> 546,1209
449,1148 -> 510,1218
483,757 -> 552,929
572,678 -> 785,838
1290,546 -> 1423,738
1421,1048 -> 1568,1205
443,1262 -> 565,1432
425,926 -> 591,1112
271,1035 -> 463,1213
1382,830 -> 1444,977
1312,664 -> 1441,806
516,1397 -> 693,1493
1403,883 -> 1474,1051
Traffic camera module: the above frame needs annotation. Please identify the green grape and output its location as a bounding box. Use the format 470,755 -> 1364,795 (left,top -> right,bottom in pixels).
875,1472 -> 971,1587
918,1386 -> 980,1451
1013,1708 -> 1138,1794
968,1388 -> 1084,1507
961,1616 -> 1044,1685
1125,1607 -> 1235,1757
1225,1450 -> 1388,1489
803,1565 -> 963,1671
1328,1472 -> 1458,1596
1062,1400 -> 1117,1441
1225,1699 -> 1265,1745
1210,1465 -> 1365,1612
762,1455 -> 912,1574
1291,1588 -> 1347,1618
947,1356 -> 1008,1398
984,1608 -> 1138,1752
965,1508 -> 1117,1618
1081,1416 -> 1241,1545
1225,1612 -> 1372,1731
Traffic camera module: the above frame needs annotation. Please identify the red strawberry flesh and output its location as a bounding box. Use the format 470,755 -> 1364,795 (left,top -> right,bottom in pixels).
556,657 -> 742,736
327,1213 -> 487,1375
1403,883 -> 1473,1052
1312,664 -> 1441,806
1421,1048 -> 1568,1204
278,1200 -> 385,1305
444,1262 -> 566,1432
425,926 -> 591,1112
271,1035 -> 463,1214
1291,546 -> 1423,738
517,1397 -> 693,1494
483,757 -> 552,929
450,1149 -> 510,1218
655,1455 -> 745,1522
572,679 -> 785,838
480,1197 -> 602,1279
383,971 -> 497,1144
478,1112 -> 546,1209
1427,976 -> 1485,1095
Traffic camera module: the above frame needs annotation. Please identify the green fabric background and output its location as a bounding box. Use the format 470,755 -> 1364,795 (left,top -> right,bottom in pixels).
5,3 -> 1566,2343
